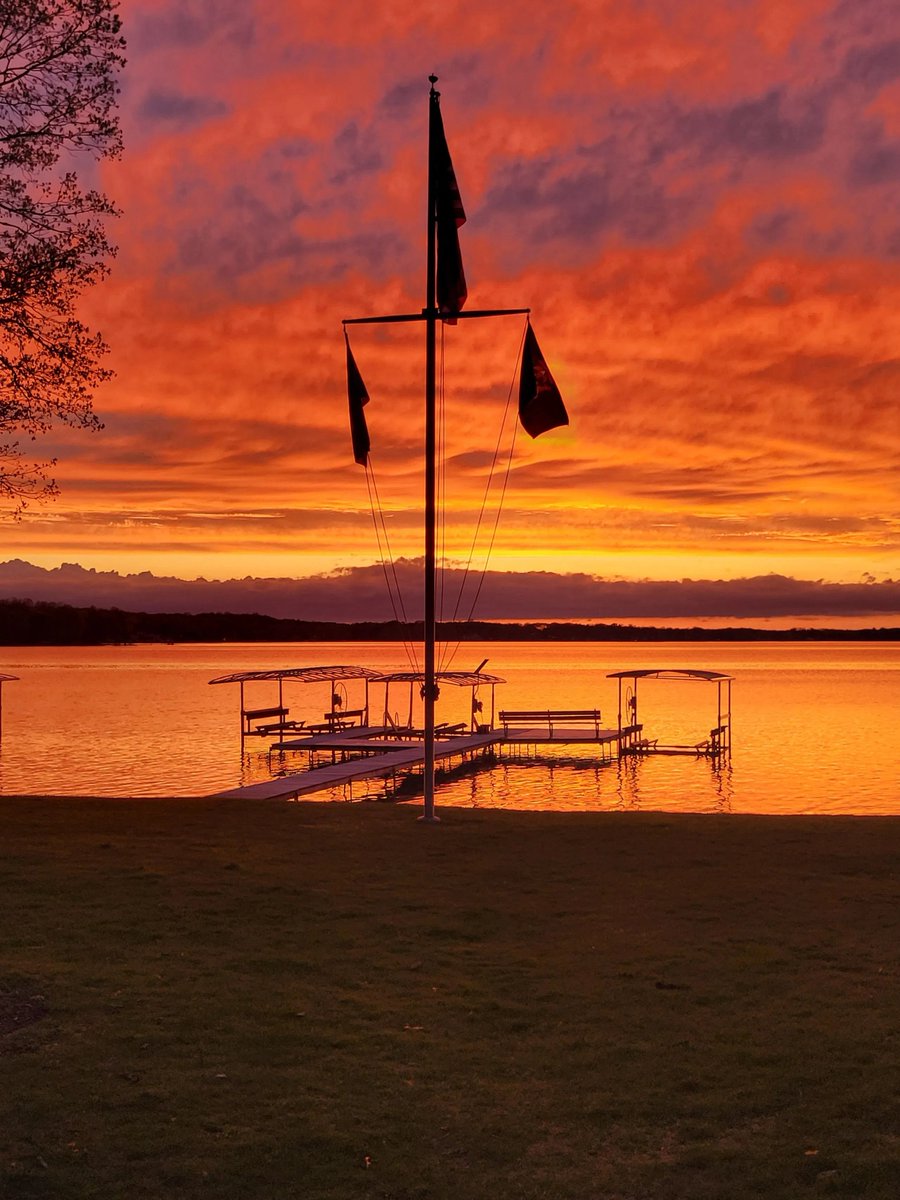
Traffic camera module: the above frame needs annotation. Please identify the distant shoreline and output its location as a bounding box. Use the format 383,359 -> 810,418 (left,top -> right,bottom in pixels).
1,596 -> 899,645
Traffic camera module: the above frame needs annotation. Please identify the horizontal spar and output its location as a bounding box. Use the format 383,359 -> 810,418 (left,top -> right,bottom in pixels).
342,307 -> 530,326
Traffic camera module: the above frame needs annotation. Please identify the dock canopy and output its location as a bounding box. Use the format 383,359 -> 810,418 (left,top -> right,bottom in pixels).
209,665 -> 384,741
606,669 -> 732,682
209,665 -> 383,686
374,669 -> 504,734
606,667 -> 732,760
373,670 -> 505,686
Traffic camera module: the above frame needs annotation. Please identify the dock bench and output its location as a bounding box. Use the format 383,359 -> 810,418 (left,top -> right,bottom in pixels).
694,725 -> 729,754
305,709 -> 366,734
499,709 -> 604,738
242,706 -> 304,737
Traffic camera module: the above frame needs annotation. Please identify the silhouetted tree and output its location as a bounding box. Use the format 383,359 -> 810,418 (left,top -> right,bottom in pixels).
0,0 -> 125,510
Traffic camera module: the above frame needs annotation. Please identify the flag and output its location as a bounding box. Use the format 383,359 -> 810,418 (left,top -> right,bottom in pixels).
430,98 -> 467,318
345,333 -> 370,466
518,324 -> 569,438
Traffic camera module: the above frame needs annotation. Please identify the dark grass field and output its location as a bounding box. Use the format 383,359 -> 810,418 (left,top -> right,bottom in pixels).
1,797 -> 899,1199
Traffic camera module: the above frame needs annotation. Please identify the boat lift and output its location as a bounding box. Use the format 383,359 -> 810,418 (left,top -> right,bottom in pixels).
211,667 -> 506,802
607,668 -> 732,759
375,668 -> 505,736
208,665 -> 383,743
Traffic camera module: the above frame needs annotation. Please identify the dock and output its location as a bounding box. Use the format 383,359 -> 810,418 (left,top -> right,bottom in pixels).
497,709 -> 622,762
213,731 -> 503,801
211,679 -> 733,803
271,725 -> 393,753
502,725 -> 621,746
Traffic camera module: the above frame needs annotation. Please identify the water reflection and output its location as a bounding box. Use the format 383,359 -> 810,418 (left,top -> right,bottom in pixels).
155,705 -> 854,817
425,748 -> 734,814
612,755 -> 643,811
606,755 -> 735,814
710,761 -> 734,813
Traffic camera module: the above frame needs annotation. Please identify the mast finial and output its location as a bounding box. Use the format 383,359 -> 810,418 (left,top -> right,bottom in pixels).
429,73 -> 439,96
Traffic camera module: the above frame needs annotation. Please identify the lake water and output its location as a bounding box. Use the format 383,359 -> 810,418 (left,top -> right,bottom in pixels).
0,641 -> 897,815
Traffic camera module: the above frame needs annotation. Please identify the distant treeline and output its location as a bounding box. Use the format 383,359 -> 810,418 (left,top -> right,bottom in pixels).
1,597 -> 898,645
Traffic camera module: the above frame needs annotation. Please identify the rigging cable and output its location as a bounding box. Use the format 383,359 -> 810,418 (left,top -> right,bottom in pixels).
441,319 -> 527,672
459,413 -> 519,624
365,459 -> 420,671
443,419 -> 520,671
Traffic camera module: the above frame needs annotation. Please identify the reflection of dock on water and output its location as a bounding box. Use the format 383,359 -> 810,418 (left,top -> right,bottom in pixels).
208,663 -> 733,802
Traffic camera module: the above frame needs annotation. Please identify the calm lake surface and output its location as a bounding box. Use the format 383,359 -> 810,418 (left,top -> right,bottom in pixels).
0,641 -> 897,815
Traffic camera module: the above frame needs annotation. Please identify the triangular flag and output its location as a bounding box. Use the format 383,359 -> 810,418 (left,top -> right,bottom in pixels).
518,324 -> 568,438
345,333 -> 370,466
430,99 -> 467,319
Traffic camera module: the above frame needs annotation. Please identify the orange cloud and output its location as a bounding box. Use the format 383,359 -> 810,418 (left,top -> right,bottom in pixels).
6,0 -> 900,610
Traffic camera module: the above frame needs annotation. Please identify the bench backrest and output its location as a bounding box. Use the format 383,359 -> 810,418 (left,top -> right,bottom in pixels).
499,709 -> 601,722
323,709 -> 364,723
244,706 -> 289,721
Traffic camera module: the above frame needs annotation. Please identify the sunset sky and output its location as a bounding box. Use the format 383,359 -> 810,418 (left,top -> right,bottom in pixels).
6,0 -> 900,621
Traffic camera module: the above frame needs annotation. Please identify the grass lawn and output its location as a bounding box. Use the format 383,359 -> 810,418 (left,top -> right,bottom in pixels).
1,797 -> 899,1199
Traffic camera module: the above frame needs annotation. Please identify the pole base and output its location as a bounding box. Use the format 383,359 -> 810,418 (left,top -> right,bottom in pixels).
417,813 -> 441,824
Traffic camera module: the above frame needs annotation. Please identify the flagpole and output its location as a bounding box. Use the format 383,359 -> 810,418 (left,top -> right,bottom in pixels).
342,82 -> 567,822
420,77 -> 439,823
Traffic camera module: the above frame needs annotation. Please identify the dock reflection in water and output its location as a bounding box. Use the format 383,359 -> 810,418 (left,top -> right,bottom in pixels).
418,751 -> 736,814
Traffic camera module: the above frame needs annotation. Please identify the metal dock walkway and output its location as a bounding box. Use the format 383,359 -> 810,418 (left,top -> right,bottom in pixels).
213,731 -> 503,801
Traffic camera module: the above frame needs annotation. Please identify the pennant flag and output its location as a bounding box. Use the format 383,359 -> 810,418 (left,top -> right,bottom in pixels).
430,99 -> 467,318
518,324 -> 569,438
345,333 -> 370,466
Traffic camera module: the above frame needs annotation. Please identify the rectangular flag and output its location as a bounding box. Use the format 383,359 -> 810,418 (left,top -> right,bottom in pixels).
518,324 -> 569,438
345,334 -> 370,466
430,99 -> 467,318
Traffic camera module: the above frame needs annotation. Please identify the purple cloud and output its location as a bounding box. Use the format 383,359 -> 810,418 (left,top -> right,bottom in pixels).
137,88 -> 230,127
1,559 -> 897,623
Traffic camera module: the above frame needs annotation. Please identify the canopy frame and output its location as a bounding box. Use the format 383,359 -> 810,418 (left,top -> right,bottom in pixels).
375,669 -> 505,735
209,665 -> 382,742
606,668 -> 733,758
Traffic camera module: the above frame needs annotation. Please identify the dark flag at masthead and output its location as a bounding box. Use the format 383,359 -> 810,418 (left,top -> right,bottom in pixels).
345,332 -> 370,466
430,99 -> 467,318
518,322 -> 569,438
